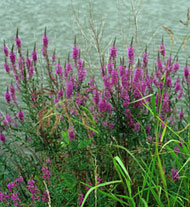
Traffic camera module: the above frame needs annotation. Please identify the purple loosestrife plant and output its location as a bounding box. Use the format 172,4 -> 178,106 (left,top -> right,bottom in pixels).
1,29 -> 190,206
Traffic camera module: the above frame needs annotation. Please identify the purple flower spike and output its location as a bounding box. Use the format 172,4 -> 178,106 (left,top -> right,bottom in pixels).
41,167 -> 50,181
14,37 -> 22,49
42,28 -> 48,57
42,192 -> 49,203
184,63 -> 189,83
72,46 -> 79,60
142,52 -> 149,68
42,34 -> 48,49
18,110 -> 24,122
160,37 -> 165,56
4,90 -> 11,104
52,49 -> 56,62
2,41 -> 9,56
128,46 -> 134,65
173,62 -> 179,72
15,28 -> 22,48
56,63 -> 63,77
32,50 -> 37,63
110,46 -> 117,58
111,69 -> 118,85
78,193 -> 84,206
177,90 -> 183,99
171,169 -> 180,181
9,50 -> 16,65
174,82 -> 181,93
4,63 -> 10,73
66,80 -> 74,98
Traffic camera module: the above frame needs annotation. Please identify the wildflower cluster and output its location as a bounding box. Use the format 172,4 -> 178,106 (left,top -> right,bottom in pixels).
0,28 -> 189,206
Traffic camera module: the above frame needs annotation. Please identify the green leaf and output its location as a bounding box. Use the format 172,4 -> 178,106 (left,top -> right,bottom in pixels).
151,94 -> 156,115
62,131 -> 69,144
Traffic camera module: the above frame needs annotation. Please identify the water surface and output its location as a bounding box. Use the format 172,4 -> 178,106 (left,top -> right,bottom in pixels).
0,0 -> 189,109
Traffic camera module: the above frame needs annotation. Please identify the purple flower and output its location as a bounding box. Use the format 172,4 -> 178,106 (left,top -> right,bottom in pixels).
41,167 -> 50,181
85,182 -> 92,190
4,63 -> 10,73
173,62 -> 179,72
56,63 -> 63,77
42,192 -> 49,203
142,52 -> 149,68
134,122 -> 140,132
98,99 -> 111,113
66,62 -> 73,74
177,90 -> 183,99
53,98 -> 59,104
14,37 -> 22,48
72,46 -> 79,60
93,91 -> 100,104
111,69 -> 118,85
160,42 -> 165,56
78,193 -> 84,206
145,125 -> 151,134
66,80 -> 74,98
6,114 -> 12,124
107,61 -> 113,75
174,147 -> 180,155
9,51 -> 16,65
166,76 -> 172,88
52,54 -> 56,62
184,64 -> 189,82
134,67 -> 143,82
103,75 -> 112,90
17,176 -> 23,182
68,130 -> 75,141
18,110 -> 24,122
9,84 -> 15,95
108,122 -> 114,130
4,90 -> 11,104
10,192 -> 21,206
78,67 -> 86,82
156,58 -> 163,72
178,140 -> 184,148
2,43 -> 9,56
110,46 -> 117,58
57,90 -> 63,98
128,46 -> 134,65
7,181 -> 15,192
46,159 -> 51,164
0,133 -> 6,142
32,50 -> 37,62
42,47 -> 46,57
171,169 -> 180,181
174,82 -> 181,93
42,35 -> 48,49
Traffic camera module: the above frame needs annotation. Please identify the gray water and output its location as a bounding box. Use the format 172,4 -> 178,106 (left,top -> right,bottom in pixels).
0,0 -> 190,109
